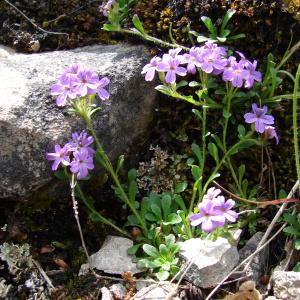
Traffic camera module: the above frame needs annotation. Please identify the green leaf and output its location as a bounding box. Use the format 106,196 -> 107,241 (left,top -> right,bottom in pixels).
128,244 -> 141,255
159,244 -> 168,256
211,134 -> 224,151
191,165 -> 201,180
223,110 -> 232,119
161,194 -> 172,219
151,203 -> 162,220
238,164 -> 246,183
102,23 -> 121,32
128,168 -> 137,181
295,239 -> 300,250
283,226 -> 300,237
176,80 -> 188,89
155,85 -> 173,96
278,189 -> 287,199
283,213 -> 298,226
192,109 -> 202,122
208,142 -> 219,163
54,170 -> 68,180
127,214 -> 138,226
116,155 -> 125,175
191,143 -> 202,164
201,16 -> 217,36
174,182 -> 187,193
216,37 -> 226,42
227,33 -> 246,41
238,125 -> 246,137
293,262 -> 300,272
156,270 -> 169,281
221,9 -> 235,34
189,81 -> 201,87
163,213 -> 182,225
143,244 -> 159,257
197,35 -> 214,43
173,195 -> 187,212
89,212 -> 104,223
145,212 -> 158,222
132,14 -> 145,34
129,181 -> 138,202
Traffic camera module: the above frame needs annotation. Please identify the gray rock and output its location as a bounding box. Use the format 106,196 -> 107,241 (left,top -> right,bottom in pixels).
132,283 -> 180,300
85,235 -> 140,275
239,232 -> 268,281
101,287 -> 113,300
109,283 -> 127,299
179,237 -> 239,288
272,271 -> 300,300
0,44 -> 156,199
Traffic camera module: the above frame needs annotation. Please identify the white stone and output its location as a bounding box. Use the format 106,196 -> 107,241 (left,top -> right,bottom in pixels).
179,237 -> 239,288
86,235 -> 139,275
272,271 -> 300,300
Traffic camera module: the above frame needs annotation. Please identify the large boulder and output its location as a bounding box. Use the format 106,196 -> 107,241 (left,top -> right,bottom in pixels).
0,44 -> 157,199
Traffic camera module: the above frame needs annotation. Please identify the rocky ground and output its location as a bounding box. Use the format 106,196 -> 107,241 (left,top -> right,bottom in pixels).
1,0 -> 300,299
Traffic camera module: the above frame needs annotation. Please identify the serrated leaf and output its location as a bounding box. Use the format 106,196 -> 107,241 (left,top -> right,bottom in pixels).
143,244 -> 159,257
283,226 -> 300,237
132,14 -> 145,34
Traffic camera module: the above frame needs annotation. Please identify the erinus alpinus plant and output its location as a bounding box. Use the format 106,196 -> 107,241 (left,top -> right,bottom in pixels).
45,3 -> 300,282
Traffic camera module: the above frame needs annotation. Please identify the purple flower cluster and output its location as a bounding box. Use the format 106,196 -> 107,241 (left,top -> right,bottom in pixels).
142,42 -> 262,88
189,187 -> 238,233
99,0 -> 114,16
51,64 -> 110,106
46,131 -> 95,180
244,103 -> 279,144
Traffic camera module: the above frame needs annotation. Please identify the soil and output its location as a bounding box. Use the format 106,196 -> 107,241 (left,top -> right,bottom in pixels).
0,0 -> 300,299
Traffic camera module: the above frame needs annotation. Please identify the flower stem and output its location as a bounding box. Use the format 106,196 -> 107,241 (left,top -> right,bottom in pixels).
84,117 -> 148,235
293,63 -> 300,194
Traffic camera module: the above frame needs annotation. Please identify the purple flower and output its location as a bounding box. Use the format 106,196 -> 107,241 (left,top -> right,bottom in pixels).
263,126 -> 279,144
200,51 -> 227,74
100,0 -> 114,16
244,103 -> 274,133
214,196 -> 238,223
189,200 -> 225,233
182,47 -> 203,74
97,77 -> 110,100
244,60 -> 262,88
74,70 -> 100,97
46,144 -> 70,171
157,54 -> 187,84
70,148 -> 94,180
203,187 -> 221,202
141,56 -> 161,81
65,64 -> 81,76
168,48 -> 183,58
223,58 -> 249,88
67,131 -> 95,156
50,74 -> 78,106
